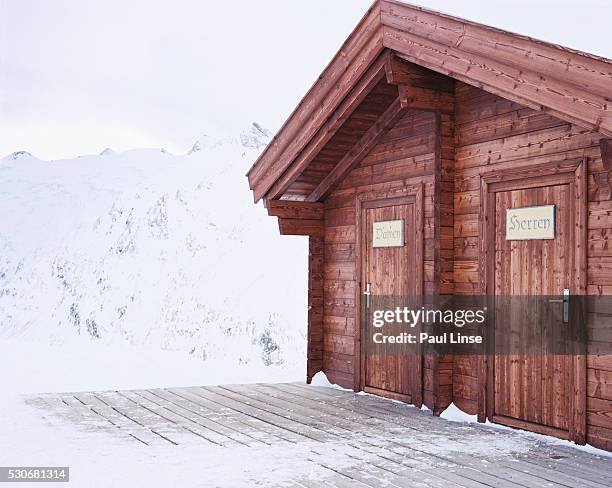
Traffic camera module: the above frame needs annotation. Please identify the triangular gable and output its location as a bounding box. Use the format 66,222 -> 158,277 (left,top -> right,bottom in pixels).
247,0 -> 611,203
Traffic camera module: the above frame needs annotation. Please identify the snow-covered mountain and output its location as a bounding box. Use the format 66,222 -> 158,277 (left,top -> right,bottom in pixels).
0,124 -> 307,372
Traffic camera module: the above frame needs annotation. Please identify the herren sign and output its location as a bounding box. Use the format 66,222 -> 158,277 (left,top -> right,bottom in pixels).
506,205 -> 555,240
372,219 -> 404,248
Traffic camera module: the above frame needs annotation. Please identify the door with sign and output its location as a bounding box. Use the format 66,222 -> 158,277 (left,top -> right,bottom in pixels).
480,160 -> 587,443
359,191 -> 423,404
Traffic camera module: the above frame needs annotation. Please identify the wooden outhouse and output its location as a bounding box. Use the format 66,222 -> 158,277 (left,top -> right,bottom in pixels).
247,0 -> 612,450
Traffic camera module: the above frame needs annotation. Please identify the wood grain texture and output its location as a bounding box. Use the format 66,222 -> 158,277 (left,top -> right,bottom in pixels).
249,3 -> 612,447
307,97 -> 408,202
307,236 -> 324,383
357,187 -> 424,405
479,160 -> 587,444
265,52 -> 391,200
267,200 -> 324,219
449,83 -> 603,444
399,85 -> 454,113
601,139 -> 612,171
248,0 -> 611,203
36,382 -> 612,482
384,52 -> 454,92
380,0 -> 611,136
278,218 -> 323,237
319,110 -> 435,391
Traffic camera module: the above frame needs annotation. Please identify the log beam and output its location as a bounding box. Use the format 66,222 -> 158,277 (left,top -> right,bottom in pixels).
384,53 -> 454,93
306,97 -> 407,202
267,200 -> 324,219
278,218 -> 324,237
398,85 -> 455,113
385,53 -> 455,113
601,139 -> 612,171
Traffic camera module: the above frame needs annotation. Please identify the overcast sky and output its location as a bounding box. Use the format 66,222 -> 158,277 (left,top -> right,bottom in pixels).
1,0 -> 610,160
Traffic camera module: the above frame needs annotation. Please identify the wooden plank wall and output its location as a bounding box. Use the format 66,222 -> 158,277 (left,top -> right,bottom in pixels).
307,235 -> 324,382
322,110 -> 437,394
435,108 -> 455,413
452,82 -> 611,450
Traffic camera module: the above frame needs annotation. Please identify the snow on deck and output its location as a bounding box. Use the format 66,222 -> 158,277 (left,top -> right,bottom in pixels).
27,383 -> 612,487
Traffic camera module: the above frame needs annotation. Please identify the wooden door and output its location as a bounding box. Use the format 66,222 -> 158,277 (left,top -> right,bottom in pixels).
492,184 -> 572,434
361,196 -> 421,403
481,160 -> 587,443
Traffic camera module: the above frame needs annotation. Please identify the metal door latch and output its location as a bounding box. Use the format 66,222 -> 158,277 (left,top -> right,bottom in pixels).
548,288 -> 569,323
364,283 -> 371,308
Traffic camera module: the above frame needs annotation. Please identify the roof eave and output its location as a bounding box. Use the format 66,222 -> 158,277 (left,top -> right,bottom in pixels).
248,0 -> 612,204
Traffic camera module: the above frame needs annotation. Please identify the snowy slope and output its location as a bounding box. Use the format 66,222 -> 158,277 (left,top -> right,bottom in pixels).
0,124 -> 307,374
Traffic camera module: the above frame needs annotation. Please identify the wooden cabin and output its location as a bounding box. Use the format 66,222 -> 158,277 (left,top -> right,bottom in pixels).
247,0 -> 612,450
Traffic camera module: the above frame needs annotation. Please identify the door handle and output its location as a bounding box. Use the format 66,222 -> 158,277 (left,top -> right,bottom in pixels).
364,283 -> 371,308
548,289 -> 569,323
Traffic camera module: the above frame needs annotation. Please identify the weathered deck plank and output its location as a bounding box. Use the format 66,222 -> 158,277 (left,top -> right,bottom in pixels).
151,387 -> 275,446
278,385 -> 612,487
30,383 -> 612,488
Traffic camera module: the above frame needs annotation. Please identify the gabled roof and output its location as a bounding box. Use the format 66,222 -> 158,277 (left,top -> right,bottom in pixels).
247,0 -> 612,203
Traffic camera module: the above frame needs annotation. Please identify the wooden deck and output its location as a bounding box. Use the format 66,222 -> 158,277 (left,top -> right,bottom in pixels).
29,382 -> 612,487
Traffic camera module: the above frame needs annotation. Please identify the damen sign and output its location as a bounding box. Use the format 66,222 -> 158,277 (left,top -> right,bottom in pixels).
506,205 -> 555,240
373,220 -> 404,248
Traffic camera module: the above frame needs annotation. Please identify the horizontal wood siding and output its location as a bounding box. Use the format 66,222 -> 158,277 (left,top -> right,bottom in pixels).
434,106 -> 455,414
453,82 -> 611,450
307,236 -> 324,382
322,110 -> 437,389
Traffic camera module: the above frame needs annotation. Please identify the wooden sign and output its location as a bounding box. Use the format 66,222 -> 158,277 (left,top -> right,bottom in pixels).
506,205 -> 555,240
373,220 -> 404,248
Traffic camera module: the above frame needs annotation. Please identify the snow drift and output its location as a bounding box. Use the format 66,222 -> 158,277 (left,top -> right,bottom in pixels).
0,124 -> 307,374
